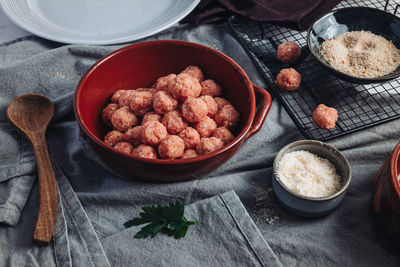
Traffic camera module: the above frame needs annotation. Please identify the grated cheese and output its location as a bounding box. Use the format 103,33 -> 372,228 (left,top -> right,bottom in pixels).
320,31 -> 400,78
276,150 -> 341,198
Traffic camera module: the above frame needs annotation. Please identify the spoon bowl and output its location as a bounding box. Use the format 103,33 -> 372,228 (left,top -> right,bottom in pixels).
7,94 -> 57,246
7,94 -> 54,132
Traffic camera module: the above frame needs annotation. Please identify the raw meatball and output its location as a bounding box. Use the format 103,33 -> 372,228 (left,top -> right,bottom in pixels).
181,98 -> 208,123
114,142 -> 133,154
161,110 -> 187,134
155,74 -> 176,91
130,91 -> 153,116
118,90 -> 134,107
111,106 -> 138,132
104,130 -> 123,147
136,87 -> 157,95
195,116 -> 217,137
132,144 -> 158,159
168,73 -> 202,101
141,121 -> 168,146
142,112 -> 161,124
214,97 -> 230,110
180,65 -> 204,82
201,80 -> 222,97
111,89 -> 127,103
153,91 -> 178,115
178,127 -> 201,149
181,149 -> 198,159
102,103 -> 119,127
158,135 -> 185,159
196,137 -> 224,155
277,41 -> 301,64
312,104 -> 338,130
123,126 -> 143,146
214,104 -> 240,130
213,127 -> 234,145
275,68 -> 301,91
199,95 -> 218,118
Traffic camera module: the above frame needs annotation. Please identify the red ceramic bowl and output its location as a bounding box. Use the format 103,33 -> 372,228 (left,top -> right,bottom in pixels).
374,141 -> 400,245
74,40 -> 272,182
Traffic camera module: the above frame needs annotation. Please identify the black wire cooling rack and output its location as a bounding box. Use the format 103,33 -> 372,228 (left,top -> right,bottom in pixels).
228,0 -> 400,141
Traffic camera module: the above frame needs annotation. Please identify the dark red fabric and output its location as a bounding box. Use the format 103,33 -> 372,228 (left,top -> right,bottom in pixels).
182,0 -> 343,31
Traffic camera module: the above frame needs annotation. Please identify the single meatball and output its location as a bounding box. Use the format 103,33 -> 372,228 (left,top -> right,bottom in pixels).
312,104 -> 338,130
111,106 -> 138,132
196,137 -> 224,155
123,126 -> 143,146
132,144 -> 158,159
214,104 -> 240,130
102,103 -> 119,127
178,127 -> 201,149
181,98 -> 208,123
136,87 -> 157,95
275,68 -> 301,91
114,142 -> 133,154
201,79 -> 222,97
142,112 -> 162,124
153,91 -> 178,115
199,95 -> 218,118
180,65 -> 204,82
158,135 -> 185,159
161,110 -> 187,134
118,90 -> 135,107
214,97 -> 230,110
181,149 -> 198,159
111,89 -> 127,103
213,127 -> 234,145
141,121 -> 168,146
130,91 -> 153,116
155,74 -> 176,91
195,116 -> 217,137
277,41 -> 301,64
168,73 -> 202,101
104,130 -> 123,147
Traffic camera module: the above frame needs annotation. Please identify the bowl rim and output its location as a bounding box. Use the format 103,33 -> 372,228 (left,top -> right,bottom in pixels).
306,6 -> 400,83
74,39 -> 256,165
390,140 -> 400,198
272,140 -> 352,202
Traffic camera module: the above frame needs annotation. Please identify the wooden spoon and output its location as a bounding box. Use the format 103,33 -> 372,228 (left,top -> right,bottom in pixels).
7,94 -> 57,246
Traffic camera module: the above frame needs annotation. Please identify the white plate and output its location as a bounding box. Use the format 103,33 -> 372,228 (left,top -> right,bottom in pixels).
0,0 -> 200,45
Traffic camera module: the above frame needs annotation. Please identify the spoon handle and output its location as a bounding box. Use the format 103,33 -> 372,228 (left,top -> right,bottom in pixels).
31,131 -> 58,246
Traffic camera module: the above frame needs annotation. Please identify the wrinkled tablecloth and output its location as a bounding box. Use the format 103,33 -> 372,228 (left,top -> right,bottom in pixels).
183,0 -> 342,31
0,13 -> 399,267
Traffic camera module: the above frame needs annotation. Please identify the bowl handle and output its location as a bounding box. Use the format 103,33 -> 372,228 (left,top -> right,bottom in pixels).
246,83 -> 272,140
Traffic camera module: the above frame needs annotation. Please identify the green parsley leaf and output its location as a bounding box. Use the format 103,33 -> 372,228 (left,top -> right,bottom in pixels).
124,201 -> 198,239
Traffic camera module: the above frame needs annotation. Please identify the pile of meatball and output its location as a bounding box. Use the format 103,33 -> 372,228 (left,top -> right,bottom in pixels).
275,41 -> 338,130
101,66 -> 240,160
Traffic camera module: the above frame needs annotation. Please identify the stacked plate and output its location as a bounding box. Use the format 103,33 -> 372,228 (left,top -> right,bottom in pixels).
0,0 -> 200,45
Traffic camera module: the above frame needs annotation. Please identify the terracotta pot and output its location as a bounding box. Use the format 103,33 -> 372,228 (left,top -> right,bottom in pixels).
74,40 -> 272,182
374,141 -> 400,245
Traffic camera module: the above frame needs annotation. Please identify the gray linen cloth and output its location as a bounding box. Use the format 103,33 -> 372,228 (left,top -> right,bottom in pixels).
0,23 -> 399,266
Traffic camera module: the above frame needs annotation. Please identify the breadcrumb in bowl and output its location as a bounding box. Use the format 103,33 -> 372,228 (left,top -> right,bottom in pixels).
307,7 -> 400,84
